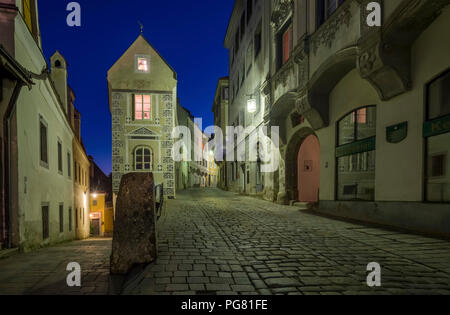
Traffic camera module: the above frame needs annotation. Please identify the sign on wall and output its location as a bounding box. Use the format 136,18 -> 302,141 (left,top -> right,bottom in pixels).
424,115 -> 450,138
336,137 -> 376,158
386,122 -> 408,144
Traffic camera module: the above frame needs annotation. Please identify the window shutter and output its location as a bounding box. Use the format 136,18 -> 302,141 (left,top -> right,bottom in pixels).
132,94 -> 135,121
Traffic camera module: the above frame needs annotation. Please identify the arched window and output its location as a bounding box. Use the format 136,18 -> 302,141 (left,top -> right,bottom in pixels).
336,106 -> 376,201
134,147 -> 152,171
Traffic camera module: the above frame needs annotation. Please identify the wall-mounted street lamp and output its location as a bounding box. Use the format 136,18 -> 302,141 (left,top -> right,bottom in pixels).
247,98 -> 257,113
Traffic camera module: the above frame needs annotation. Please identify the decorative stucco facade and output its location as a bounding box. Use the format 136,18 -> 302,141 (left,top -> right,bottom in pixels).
108,34 -> 177,199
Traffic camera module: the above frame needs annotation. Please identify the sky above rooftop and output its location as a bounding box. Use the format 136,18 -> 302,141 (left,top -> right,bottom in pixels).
38,0 -> 234,174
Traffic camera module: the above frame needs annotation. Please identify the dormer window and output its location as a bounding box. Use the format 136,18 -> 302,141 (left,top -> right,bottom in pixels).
136,56 -> 150,73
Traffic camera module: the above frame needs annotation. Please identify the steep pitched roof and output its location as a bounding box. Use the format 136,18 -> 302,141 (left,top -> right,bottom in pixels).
108,34 -> 177,80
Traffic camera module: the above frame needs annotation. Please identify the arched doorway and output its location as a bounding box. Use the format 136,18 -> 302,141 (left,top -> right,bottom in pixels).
297,134 -> 320,202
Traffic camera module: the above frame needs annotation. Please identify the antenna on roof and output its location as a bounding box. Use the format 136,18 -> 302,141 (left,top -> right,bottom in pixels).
138,21 -> 144,34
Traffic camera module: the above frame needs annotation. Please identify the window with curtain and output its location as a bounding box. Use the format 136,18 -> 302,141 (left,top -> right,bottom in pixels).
137,57 -> 149,72
134,94 -> 151,120
135,147 -> 152,171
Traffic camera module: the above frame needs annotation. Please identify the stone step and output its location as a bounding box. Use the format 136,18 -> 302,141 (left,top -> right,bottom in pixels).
290,201 -> 314,210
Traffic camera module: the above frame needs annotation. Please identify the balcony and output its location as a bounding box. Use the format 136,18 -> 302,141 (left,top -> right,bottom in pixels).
265,0 -> 450,132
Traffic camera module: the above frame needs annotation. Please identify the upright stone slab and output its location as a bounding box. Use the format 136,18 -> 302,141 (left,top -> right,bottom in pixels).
110,173 -> 157,275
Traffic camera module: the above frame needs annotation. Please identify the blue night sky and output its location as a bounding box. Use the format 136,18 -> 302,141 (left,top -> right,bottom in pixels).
38,0 -> 234,174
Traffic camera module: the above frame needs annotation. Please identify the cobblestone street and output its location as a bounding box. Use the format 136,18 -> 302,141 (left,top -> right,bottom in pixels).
1,189 -> 450,295
0,238 -> 111,295
125,189 -> 450,295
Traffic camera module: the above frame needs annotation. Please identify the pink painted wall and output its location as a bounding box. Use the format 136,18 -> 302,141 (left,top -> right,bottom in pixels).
297,134 -> 320,203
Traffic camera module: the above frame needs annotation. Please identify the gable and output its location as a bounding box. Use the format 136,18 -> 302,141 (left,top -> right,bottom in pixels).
107,35 -> 177,91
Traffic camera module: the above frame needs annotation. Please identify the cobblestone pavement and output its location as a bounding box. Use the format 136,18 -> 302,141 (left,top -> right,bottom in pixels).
0,238 -> 111,295
126,188 -> 450,295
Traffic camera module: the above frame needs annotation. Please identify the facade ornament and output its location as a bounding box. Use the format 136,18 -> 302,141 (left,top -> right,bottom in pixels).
270,0 -> 294,31
311,2 -> 353,55
295,91 -> 325,131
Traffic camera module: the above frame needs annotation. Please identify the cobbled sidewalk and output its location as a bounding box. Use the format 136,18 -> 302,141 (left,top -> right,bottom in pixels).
0,238 -> 111,295
125,188 -> 450,295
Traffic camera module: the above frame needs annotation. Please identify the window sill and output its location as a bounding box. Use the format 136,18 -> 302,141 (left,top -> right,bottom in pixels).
40,161 -> 49,169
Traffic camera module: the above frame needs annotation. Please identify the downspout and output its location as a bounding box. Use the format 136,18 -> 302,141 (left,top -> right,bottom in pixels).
4,81 -> 24,248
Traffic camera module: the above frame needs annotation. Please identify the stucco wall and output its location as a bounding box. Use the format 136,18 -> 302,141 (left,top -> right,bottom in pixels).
13,12 -> 75,250
108,35 -> 177,199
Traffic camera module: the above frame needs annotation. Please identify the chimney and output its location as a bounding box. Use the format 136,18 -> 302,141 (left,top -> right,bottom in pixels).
50,51 -> 68,114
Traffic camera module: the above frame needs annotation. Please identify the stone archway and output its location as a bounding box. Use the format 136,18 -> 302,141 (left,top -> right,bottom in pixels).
284,127 -> 317,202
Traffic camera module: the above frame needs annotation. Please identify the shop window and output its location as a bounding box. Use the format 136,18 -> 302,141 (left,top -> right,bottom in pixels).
431,154 -> 445,177
336,106 -> 377,201
428,70 -> 450,120
425,70 -> 450,202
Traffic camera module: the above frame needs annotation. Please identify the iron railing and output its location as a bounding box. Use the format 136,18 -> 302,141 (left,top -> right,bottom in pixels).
154,184 -> 164,220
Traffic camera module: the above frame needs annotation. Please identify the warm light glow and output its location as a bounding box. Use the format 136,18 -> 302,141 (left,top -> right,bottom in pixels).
138,58 -> 149,72
247,98 -> 257,113
93,193 -> 98,199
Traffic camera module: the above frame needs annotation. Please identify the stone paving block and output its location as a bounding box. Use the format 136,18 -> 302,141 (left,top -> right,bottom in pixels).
165,284 -> 190,292
265,278 -> 301,288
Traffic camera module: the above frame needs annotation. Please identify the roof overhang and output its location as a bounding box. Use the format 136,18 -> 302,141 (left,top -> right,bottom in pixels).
0,45 -> 33,88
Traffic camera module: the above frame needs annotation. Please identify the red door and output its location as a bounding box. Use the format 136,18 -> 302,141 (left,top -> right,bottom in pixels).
297,135 -> 320,202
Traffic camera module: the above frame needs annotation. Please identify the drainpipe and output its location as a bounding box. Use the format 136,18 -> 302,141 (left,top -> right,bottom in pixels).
3,80 -> 24,249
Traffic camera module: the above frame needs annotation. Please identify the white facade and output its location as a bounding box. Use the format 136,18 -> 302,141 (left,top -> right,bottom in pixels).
12,6 -> 77,250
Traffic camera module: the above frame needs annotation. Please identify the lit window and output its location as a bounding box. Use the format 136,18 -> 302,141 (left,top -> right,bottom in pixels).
134,95 -> 151,120
282,25 -> 293,65
137,57 -> 149,72
135,147 -> 152,171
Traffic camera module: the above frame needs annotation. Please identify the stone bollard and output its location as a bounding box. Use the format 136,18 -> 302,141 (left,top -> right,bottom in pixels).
110,173 -> 158,275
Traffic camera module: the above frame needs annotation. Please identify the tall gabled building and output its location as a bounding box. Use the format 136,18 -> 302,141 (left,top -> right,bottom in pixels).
107,34 -> 177,199
0,0 -> 89,250
212,77 -> 229,190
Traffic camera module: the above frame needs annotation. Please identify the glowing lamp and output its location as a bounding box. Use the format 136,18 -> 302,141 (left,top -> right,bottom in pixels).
247,98 -> 257,113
